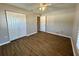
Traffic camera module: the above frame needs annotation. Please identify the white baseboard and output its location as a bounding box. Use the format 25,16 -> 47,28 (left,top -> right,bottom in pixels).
0,32 -> 37,46
10,35 -> 27,41
70,38 -> 76,56
26,32 -> 37,36
46,31 -> 71,38
0,41 -> 10,46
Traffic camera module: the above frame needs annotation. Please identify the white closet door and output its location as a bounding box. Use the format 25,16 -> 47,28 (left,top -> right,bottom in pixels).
6,11 -> 26,41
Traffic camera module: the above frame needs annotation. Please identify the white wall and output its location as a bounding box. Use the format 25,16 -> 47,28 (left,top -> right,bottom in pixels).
72,4 -> 79,55
42,8 -> 75,37
26,14 -> 37,36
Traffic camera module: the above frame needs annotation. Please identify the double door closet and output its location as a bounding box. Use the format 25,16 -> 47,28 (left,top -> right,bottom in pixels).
6,11 -> 27,41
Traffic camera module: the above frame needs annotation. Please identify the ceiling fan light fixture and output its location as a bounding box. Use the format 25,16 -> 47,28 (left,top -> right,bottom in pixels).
39,3 -> 51,11
39,7 -> 42,10
42,7 -> 46,11
39,7 -> 46,11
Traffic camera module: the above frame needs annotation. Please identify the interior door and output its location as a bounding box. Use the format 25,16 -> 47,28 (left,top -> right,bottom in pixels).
40,16 -> 46,32
6,11 -> 27,41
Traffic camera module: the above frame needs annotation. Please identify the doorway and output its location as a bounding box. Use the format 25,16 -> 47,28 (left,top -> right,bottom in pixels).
40,16 -> 46,32
37,16 -> 40,32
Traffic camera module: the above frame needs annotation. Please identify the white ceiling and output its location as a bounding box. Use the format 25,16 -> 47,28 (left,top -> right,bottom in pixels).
8,3 -> 76,14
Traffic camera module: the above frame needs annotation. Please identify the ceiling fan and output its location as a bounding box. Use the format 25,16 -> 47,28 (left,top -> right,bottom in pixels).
39,3 -> 52,11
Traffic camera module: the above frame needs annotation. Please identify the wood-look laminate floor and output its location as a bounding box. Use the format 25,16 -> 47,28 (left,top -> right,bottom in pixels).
0,32 -> 73,56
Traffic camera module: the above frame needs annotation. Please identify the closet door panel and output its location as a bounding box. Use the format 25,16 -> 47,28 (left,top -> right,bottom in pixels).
6,12 -> 15,40
16,14 -> 26,38
0,10 -> 9,44
19,14 -> 26,37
